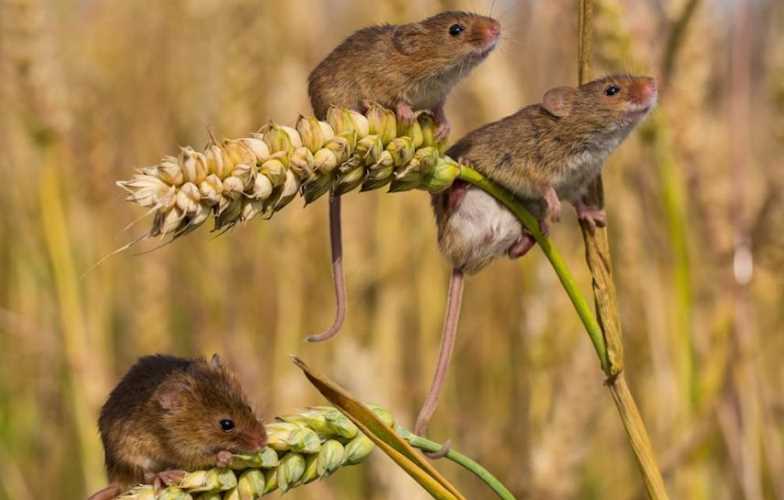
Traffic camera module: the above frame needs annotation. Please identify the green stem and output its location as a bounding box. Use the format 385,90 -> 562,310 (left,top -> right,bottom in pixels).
400,428 -> 516,500
457,166 -> 610,372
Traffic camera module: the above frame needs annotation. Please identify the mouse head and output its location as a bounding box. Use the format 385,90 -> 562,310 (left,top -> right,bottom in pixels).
156,355 -> 267,465
542,75 -> 658,134
393,11 -> 500,70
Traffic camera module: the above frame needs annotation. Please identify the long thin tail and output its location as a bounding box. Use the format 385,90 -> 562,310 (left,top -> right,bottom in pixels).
414,268 -> 465,435
307,194 -> 347,342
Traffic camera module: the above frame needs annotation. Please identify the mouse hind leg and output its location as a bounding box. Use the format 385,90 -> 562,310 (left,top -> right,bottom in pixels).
144,470 -> 187,491
508,233 -> 536,259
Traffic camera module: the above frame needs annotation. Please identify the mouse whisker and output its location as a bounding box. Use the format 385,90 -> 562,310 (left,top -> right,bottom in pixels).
499,36 -> 523,48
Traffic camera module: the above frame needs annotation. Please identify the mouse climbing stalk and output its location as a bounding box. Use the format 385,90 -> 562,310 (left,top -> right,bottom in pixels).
417,75 -> 658,437
306,11 -> 501,342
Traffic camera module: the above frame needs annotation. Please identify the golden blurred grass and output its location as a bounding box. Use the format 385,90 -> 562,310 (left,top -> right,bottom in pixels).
1,0 -> 783,499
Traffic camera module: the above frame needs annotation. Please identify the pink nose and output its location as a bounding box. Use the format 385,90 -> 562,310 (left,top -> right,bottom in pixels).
484,23 -> 501,41
635,78 -> 658,105
253,434 -> 268,450
245,433 -> 267,451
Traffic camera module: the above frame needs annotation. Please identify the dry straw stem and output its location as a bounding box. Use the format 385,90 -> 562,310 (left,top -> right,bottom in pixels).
577,1 -> 669,499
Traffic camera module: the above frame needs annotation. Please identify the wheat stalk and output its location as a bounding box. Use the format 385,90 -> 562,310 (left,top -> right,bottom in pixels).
115,405 -> 390,499
117,105 -> 459,242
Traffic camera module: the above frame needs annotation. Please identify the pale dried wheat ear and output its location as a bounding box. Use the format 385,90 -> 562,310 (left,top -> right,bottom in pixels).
116,405 -> 392,499
117,104 -> 460,242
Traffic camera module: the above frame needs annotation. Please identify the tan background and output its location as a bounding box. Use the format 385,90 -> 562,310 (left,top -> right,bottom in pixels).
1,0 -> 783,499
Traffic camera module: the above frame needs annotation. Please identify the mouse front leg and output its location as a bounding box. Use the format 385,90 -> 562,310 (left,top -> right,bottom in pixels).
395,100 -> 416,127
538,185 -> 561,235
216,450 -> 234,468
431,100 -> 450,142
145,470 -> 187,490
573,197 -> 607,233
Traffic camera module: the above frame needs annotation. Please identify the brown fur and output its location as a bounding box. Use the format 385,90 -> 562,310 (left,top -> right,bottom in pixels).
445,75 -> 657,203
304,11 -> 500,343
308,11 -> 500,118
97,354 -> 267,488
434,74 -> 658,272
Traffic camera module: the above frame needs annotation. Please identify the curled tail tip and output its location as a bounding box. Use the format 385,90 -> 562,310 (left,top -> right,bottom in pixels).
305,323 -> 343,343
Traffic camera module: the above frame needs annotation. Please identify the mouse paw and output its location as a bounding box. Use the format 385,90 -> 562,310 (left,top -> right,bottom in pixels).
145,470 -> 186,490
508,234 -> 536,259
216,450 -> 234,468
434,120 -> 451,142
395,101 -> 416,126
538,217 -> 551,236
574,201 -> 606,233
544,186 -> 561,222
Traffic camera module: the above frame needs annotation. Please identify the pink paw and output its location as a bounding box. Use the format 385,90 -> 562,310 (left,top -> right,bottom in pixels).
216,450 -> 233,468
575,203 -> 607,233
508,234 -> 536,259
396,102 -> 416,126
145,470 -> 186,491
434,120 -> 451,142
539,186 -> 561,234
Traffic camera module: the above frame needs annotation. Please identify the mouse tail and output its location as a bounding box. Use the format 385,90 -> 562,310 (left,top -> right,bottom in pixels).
306,193 -> 347,343
414,268 -> 465,436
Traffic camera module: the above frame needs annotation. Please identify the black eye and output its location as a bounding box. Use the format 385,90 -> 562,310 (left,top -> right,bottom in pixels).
449,24 -> 465,36
219,419 -> 235,432
605,85 -> 621,96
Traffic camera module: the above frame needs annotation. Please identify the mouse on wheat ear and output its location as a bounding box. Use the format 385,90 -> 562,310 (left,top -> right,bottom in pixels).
415,75 -> 659,437
87,354 -> 267,500
305,10 -> 501,343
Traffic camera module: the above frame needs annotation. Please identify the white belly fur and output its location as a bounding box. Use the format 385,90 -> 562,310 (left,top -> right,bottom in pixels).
441,187 -> 523,274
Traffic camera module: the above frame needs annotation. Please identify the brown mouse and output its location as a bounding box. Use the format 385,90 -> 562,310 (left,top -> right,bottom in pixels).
306,11 -> 501,342
87,354 -> 267,500
416,75 -> 658,435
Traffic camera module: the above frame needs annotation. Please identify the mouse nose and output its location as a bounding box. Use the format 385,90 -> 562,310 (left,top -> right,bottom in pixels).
483,21 -> 501,42
243,432 -> 267,452
634,78 -> 658,105
251,433 -> 268,451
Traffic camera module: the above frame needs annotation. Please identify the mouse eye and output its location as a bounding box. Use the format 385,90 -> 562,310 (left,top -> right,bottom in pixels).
219,419 -> 235,432
605,85 -> 621,96
449,24 -> 465,37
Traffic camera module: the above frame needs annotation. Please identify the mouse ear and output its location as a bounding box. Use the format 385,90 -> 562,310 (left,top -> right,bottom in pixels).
210,353 -> 223,370
542,87 -> 576,118
392,25 -> 426,55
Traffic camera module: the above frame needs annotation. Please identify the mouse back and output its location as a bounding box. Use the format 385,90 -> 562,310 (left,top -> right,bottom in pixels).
99,354 -> 190,434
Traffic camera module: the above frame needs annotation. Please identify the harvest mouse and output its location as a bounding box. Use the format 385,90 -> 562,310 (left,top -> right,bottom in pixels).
87,354 -> 267,500
306,11 -> 501,342
416,75 -> 658,435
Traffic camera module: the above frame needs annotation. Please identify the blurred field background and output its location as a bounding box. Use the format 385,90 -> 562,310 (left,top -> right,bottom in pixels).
1,0 -> 783,498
